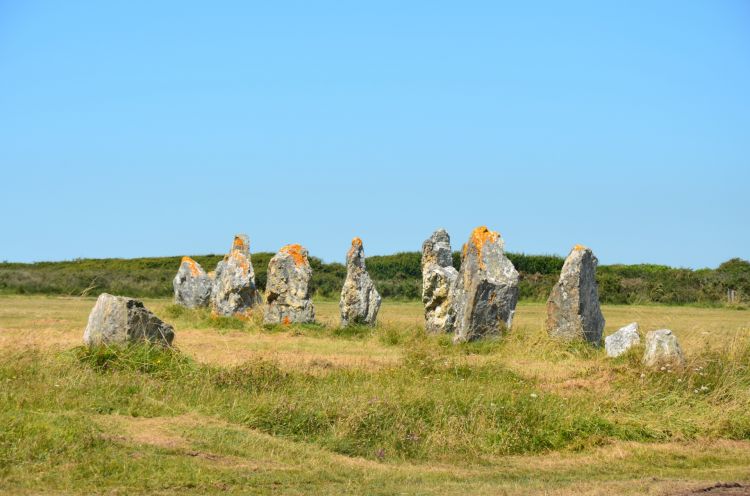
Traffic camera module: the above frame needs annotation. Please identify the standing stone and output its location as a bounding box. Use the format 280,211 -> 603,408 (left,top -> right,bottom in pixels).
264,244 -> 315,325
211,234 -> 261,317
173,256 -> 212,308
450,226 -> 520,343
339,237 -> 381,326
546,245 -> 605,345
421,229 -> 458,334
605,322 -> 641,357
83,293 -> 174,347
642,329 -> 685,369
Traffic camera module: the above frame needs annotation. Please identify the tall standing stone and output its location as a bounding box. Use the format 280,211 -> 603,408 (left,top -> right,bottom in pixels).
173,256 -> 212,308
546,245 -> 605,345
264,244 -> 315,325
83,293 -> 174,347
339,237 -> 381,326
450,226 -> 520,343
422,229 -> 458,334
211,234 -> 261,317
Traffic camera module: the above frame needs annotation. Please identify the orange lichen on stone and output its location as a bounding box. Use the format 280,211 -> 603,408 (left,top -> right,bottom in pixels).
229,251 -> 250,274
232,235 -> 248,253
466,226 -> 500,269
348,237 -> 363,259
282,316 -> 291,325
573,244 -> 586,251
281,244 -> 307,267
469,226 -> 499,251
181,256 -> 201,277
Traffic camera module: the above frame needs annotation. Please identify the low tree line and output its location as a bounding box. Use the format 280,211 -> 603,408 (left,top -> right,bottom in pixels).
0,253 -> 748,306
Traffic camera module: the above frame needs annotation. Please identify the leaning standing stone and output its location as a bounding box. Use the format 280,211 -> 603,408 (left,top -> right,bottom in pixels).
451,226 -> 519,343
211,234 -> 261,317
83,293 -> 174,347
642,329 -> 685,369
173,256 -> 212,308
605,322 -> 641,357
339,237 -> 381,326
264,244 -> 315,325
546,245 -> 605,345
422,229 -> 458,333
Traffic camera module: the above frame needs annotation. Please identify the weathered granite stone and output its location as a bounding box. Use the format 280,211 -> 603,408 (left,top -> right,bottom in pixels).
546,245 -> 605,345
83,293 -> 174,346
450,226 -> 519,343
422,229 -> 458,334
642,329 -> 685,369
339,237 -> 381,326
264,244 -> 315,325
211,234 -> 261,317
173,256 -> 212,308
422,228 -> 453,268
605,322 -> 640,357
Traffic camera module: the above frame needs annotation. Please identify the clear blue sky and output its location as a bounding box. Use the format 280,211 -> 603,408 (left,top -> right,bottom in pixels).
1,1 -> 748,268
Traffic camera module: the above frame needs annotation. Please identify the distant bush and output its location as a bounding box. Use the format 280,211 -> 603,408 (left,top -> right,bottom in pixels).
1,251 -> 748,306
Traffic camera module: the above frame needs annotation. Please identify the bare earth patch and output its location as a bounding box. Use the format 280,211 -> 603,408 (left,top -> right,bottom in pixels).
95,413 -> 287,470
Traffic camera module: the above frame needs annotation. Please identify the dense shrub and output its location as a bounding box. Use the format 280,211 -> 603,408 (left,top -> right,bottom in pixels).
1,252 -> 748,305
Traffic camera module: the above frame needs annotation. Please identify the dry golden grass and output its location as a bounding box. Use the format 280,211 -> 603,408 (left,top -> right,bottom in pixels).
2,294 -> 750,495
2,295 -> 748,355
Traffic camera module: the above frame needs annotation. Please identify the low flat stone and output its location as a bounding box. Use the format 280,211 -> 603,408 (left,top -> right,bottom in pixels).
83,293 -> 174,347
339,237 -> 381,326
642,329 -> 685,369
605,322 -> 640,357
173,256 -> 212,308
264,244 -> 315,325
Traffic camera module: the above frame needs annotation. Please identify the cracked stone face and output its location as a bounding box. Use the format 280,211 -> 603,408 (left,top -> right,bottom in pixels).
83,293 -> 174,347
211,234 -> 261,317
546,245 -> 605,345
264,244 -> 315,325
450,226 -> 519,343
339,237 -> 381,326
422,229 -> 458,334
173,256 -> 212,309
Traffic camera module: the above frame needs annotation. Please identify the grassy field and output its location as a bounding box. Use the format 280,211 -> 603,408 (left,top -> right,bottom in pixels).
2,295 -> 750,495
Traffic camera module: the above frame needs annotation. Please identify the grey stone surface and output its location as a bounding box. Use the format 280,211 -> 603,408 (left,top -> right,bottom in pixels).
83,293 -> 174,347
339,237 -> 381,326
211,234 -> 261,317
421,228 -> 453,268
450,226 -> 519,343
421,229 -> 458,334
642,329 -> 685,369
173,256 -> 212,308
546,245 -> 605,345
264,244 -> 315,325
605,322 -> 641,357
